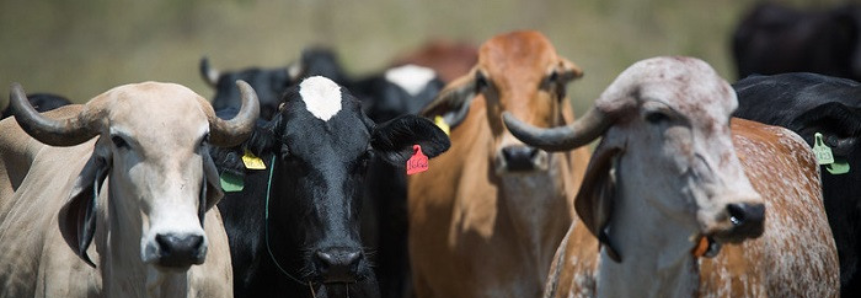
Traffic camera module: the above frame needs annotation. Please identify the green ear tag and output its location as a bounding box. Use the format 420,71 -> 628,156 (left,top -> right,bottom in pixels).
827,157 -> 851,175
812,132 -> 835,165
220,172 -> 245,192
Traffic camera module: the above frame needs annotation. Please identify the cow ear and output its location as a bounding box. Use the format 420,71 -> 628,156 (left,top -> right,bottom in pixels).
58,152 -> 110,268
202,149 -> 224,212
557,57 -> 585,83
418,69 -> 479,129
795,102 -> 861,156
574,145 -> 622,263
371,115 -> 451,166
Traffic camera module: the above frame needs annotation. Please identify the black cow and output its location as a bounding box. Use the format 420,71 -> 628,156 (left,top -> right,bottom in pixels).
732,3 -> 861,81
212,76 -> 450,298
1,93 -> 71,119
350,63 -> 444,298
352,64 -> 444,122
732,72 -> 861,297
201,47 -> 350,120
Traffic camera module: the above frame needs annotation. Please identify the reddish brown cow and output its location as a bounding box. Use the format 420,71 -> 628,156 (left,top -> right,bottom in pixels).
408,31 -> 590,298
391,39 -> 479,83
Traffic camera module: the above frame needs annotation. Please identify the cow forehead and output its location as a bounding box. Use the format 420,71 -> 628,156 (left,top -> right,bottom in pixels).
299,76 -> 343,121
602,57 -> 737,121
479,31 -> 557,80
103,82 -> 209,146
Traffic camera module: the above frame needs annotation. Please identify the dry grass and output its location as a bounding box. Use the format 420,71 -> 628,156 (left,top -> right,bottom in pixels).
0,0 -> 848,116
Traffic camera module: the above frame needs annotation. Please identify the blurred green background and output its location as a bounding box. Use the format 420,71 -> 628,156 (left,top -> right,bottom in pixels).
0,0 -> 847,114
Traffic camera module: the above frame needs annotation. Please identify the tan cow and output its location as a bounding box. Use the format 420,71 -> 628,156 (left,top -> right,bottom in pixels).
504,56 -> 839,298
408,30 -> 591,298
0,81 -> 258,298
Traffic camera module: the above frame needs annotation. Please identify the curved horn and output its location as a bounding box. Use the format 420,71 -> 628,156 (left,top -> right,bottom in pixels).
502,107 -> 611,152
10,83 -> 100,146
199,56 -> 220,88
208,80 -> 260,147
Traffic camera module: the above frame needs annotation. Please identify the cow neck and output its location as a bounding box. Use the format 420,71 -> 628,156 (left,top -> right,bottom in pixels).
497,152 -> 573,284
263,154 -> 318,293
595,162 -> 701,298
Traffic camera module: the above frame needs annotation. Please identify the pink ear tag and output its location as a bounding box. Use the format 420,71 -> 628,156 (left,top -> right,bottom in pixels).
406,145 -> 429,175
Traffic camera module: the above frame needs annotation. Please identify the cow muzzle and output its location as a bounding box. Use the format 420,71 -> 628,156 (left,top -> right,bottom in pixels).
312,247 -> 364,284
496,145 -> 549,174
144,232 -> 208,271
702,200 -> 766,244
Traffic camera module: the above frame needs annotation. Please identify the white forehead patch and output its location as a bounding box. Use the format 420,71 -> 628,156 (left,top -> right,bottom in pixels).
385,64 -> 436,96
299,76 -> 342,121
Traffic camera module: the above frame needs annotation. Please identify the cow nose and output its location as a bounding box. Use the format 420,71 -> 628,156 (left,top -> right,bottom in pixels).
501,145 -> 543,172
314,248 -> 363,283
726,202 -> 766,239
155,233 -> 206,268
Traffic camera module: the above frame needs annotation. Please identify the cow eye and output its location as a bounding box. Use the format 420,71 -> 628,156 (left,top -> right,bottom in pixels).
645,111 -> 670,124
111,135 -> 128,149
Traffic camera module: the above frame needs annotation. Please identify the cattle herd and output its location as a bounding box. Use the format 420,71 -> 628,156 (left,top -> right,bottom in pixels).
2,3 -> 861,298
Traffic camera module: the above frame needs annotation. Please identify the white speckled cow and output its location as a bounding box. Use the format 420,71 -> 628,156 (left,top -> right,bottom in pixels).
0,81 -> 258,298
504,56 -> 839,298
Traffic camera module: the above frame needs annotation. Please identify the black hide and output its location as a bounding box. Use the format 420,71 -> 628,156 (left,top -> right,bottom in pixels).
733,72 -> 861,297
732,3 -> 861,81
212,77 -> 449,298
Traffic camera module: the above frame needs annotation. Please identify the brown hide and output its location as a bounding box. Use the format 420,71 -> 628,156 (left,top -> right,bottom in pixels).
408,30 -> 590,298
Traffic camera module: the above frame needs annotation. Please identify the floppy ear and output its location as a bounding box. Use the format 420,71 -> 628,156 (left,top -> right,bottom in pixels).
574,144 -> 622,262
418,69 -> 479,128
793,102 -> 861,156
201,149 -> 224,219
58,153 -> 110,268
371,115 -> 451,166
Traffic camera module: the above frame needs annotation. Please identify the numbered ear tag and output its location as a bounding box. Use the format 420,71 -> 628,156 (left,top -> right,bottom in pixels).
407,145 -> 429,175
434,116 -> 451,136
812,132 -> 835,165
827,157 -> 851,175
220,172 -> 245,192
242,149 -> 267,170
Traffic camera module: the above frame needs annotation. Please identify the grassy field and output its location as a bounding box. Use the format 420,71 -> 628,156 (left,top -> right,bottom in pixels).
0,0 -> 847,115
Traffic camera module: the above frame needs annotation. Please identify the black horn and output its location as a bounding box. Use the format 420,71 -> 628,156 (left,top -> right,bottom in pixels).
199,56 -> 220,88
10,83 -> 100,146
502,107 -> 611,152
207,80 -> 260,147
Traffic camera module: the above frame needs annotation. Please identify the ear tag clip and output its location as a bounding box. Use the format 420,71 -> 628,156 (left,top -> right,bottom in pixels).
407,145 -> 429,175
242,149 -> 267,170
827,157 -> 851,175
220,172 -> 245,192
813,132 -> 835,165
434,116 -> 451,136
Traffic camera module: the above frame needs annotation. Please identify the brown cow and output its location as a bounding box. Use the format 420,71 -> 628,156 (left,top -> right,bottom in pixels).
505,56 -> 839,298
408,30 -> 590,298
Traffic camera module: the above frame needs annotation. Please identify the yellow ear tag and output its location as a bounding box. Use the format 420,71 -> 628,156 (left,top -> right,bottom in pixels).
434,116 -> 450,136
242,149 -> 267,170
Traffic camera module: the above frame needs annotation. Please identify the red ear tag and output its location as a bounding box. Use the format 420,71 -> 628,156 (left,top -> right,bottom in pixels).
406,145 -> 429,175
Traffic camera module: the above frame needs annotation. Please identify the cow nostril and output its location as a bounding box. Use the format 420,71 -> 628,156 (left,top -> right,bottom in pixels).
156,234 -> 204,256
314,248 -> 363,283
727,203 -> 765,227
501,146 -> 540,171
